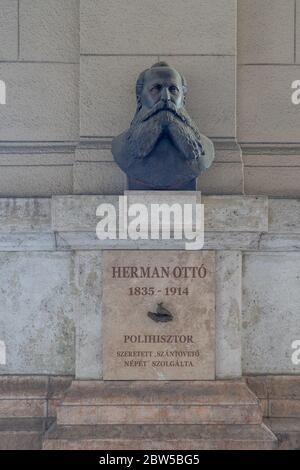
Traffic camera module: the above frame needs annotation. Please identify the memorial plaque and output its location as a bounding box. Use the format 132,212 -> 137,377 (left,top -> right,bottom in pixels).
102,250 -> 215,380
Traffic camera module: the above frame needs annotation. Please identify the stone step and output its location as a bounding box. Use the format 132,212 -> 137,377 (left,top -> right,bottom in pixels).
57,380 -> 263,425
43,423 -> 278,450
264,418 -> 300,450
0,418 -> 51,450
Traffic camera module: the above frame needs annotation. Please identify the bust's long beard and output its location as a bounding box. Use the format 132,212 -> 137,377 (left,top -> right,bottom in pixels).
128,102 -> 204,162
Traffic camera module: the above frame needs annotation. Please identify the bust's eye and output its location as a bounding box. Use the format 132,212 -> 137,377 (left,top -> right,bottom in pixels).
151,84 -> 162,92
169,86 -> 178,94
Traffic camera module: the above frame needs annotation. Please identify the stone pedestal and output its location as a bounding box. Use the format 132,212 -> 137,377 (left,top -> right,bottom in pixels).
0,194 -> 299,448
43,380 -> 277,450
42,191 -> 280,449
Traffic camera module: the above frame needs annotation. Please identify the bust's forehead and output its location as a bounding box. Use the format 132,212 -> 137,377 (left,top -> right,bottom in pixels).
144,67 -> 182,86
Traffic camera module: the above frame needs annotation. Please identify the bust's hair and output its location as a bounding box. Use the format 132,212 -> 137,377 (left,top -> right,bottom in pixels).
135,62 -> 187,110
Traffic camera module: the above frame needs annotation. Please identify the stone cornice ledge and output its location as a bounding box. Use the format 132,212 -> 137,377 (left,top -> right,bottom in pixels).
0,195 -> 299,251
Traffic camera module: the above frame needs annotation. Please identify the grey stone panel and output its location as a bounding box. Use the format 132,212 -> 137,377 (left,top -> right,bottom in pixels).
238,0 -> 295,64
74,252 -> 102,379
80,56 -> 157,137
73,162 -> 125,195
216,251 -> 242,378
0,1 -> 18,60
20,0 -> 80,62
0,252 -> 75,375
80,0 -> 236,55
242,253 -> 300,374
0,64 -> 79,141
238,66 -> 300,143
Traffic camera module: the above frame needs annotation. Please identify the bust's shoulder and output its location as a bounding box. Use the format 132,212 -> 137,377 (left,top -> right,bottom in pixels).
112,131 -> 129,156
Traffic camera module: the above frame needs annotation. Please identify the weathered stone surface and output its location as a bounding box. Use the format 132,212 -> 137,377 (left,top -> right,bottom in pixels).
247,376 -> 300,422
75,147 -> 114,162
242,151 -> 300,167
0,0 -> 18,60
52,195 -> 118,232
57,380 -> 261,425
80,0 -> 236,55
20,0 -> 79,62
74,162 -> 125,195
160,57 -> 236,138
269,400 -> 300,418
0,165 -> 73,197
203,196 -> 268,232
198,163 -> 243,195
0,376 -> 48,398
0,64 -> 79,141
74,252 -> 102,379
260,400 -> 269,417
216,252 -> 242,378
60,380 -> 258,406
55,231 -> 263,252
203,232 -> 260,251
58,404 -> 261,426
238,0 -> 295,64
248,375 -> 300,400
55,232 -> 187,251
259,234 -> 300,251
267,376 -> 300,398
297,1 -> 300,63
269,199 -> 300,233
0,252 -> 75,375
102,251 -> 215,380
246,376 -> 268,399
244,167 -> 300,197
0,233 -> 55,251
242,253 -> 300,374
265,418 -> 300,450
43,423 -> 277,450
0,418 -> 44,450
80,56 -> 156,137
48,376 -> 73,418
238,66 -> 300,143
0,400 -> 46,418
48,376 -> 73,399
0,375 -> 73,422
124,190 -> 200,215
0,198 -> 51,233
52,195 -> 268,234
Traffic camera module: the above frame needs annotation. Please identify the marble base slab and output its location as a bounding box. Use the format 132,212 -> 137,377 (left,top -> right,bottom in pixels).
102,250 -> 215,380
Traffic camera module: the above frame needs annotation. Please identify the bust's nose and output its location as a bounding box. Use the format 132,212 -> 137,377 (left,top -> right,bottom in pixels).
161,87 -> 171,103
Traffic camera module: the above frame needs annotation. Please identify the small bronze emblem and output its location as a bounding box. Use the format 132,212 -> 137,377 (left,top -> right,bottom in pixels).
147,302 -> 173,323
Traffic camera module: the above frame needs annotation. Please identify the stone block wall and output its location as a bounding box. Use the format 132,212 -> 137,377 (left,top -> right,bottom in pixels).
0,2 -> 299,381
238,0 -> 300,196
0,0 -> 79,196
1,1 -> 299,196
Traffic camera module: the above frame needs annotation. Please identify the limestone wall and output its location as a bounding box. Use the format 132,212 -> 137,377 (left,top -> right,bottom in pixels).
0,2 -> 299,379
0,1 -> 299,196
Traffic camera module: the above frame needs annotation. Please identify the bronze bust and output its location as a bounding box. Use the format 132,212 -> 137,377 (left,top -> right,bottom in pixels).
112,62 -> 215,190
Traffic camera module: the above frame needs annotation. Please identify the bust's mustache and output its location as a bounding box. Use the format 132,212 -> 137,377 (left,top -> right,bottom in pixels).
128,100 -> 204,162
141,100 -> 180,121
134,100 -> 185,125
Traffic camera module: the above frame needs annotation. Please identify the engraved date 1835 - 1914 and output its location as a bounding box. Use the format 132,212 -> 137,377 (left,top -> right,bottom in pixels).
129,286 -> 189,296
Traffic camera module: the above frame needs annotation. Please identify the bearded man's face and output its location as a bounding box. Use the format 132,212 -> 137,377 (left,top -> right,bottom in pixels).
140,67 -> 185,112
